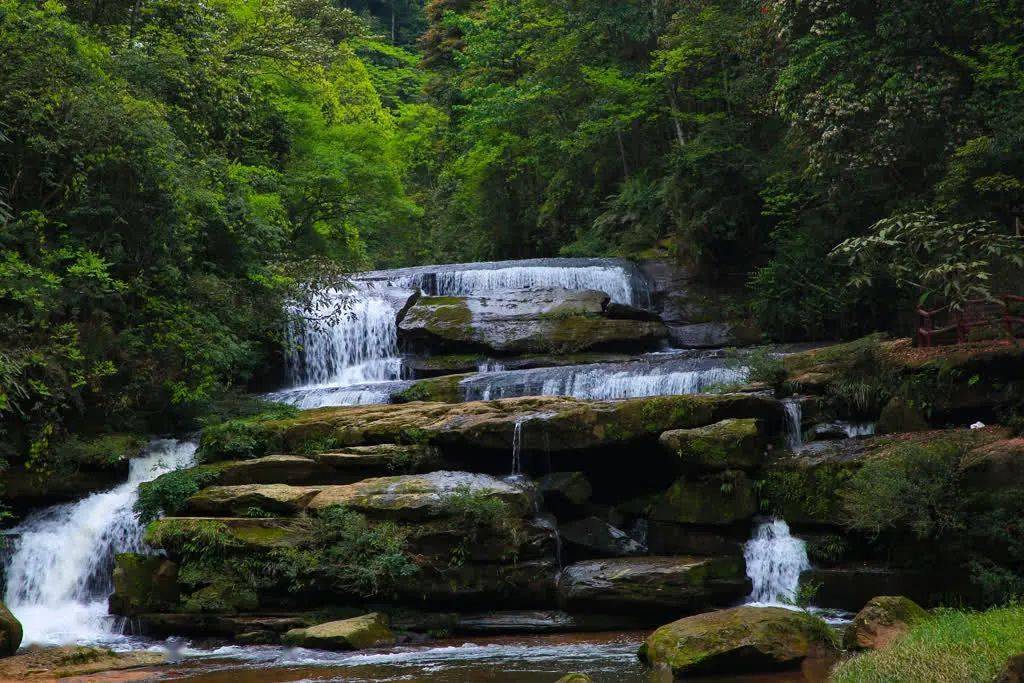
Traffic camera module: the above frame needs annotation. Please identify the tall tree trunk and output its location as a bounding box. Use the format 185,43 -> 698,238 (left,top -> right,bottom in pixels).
616,129 -> 630,180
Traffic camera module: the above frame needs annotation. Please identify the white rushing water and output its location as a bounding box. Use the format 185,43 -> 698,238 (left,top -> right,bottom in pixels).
743,518 -> 811,606
3,439 -> 197,647
284,285 -> 403,389
461,357 -> 746,402
782,399 -> 804,451
373,258 -> 647,306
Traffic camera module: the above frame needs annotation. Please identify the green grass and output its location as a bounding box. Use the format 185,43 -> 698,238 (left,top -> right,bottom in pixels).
831,607 -> 1024,682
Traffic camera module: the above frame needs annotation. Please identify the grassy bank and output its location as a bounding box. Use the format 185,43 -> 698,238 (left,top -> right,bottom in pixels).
831,606 -> 1024,682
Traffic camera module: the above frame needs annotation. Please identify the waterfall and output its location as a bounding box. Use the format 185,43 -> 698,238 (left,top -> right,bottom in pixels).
284,284 -> 402,389
743,519 -> 811,606
3,439 -> 196,646
782,399 -> 803,451
430,266 -> 636,306
365,257 -> 648,307
511,418 -> 525,475
460,356 -> 746,402
842,422 -> 876,438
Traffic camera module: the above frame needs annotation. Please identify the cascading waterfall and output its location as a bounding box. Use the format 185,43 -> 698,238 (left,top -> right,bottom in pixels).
431,266 -> 636,306
782,399 -> 804,451
372,258 -> 647,306
461,357 -> 746,402
743,519 -> 811,606
3,439 -> 197,646
841,422 -> 876,438
284,285 -> 403,389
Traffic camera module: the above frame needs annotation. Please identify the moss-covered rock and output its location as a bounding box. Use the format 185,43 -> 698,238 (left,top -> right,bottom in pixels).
649,471 -> 757,525
313,443 -> 443,476
960,437 -> 1024,492
196,394 -> 783,460
876,397 -> 929,435
213,455 -> 337,486
398,289 -> 666,355
283,613 -> 395,651
394,374 -> 469,403
145,517 -> 301,553
557,556 -> 748,614
843,595 -> 929,651
109,553 -> 180,616
638,606 -> 837,677
184,483 -> 322,516
659,418 -> 765,471
0,601 -> 22,657
307,471 -> 537,521
555,674 -> 592,683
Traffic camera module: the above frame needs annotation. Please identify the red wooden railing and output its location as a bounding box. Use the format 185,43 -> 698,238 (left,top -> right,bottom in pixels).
917,295 -> 1024,347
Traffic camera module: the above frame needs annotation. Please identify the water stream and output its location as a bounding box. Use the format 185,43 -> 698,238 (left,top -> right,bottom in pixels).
3,439 -> 197,646
743,519 -> 811,607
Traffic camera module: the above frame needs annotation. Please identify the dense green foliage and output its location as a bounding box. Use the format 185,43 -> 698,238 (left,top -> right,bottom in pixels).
831,606 -> 1024,683
424,0 -> 1024,336
0,0 -> 436,468
135,466 -> 221,522
3,0 -> 1023,473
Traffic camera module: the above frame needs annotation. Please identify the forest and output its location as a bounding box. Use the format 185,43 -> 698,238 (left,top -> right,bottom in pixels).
2,0 -> 1023,476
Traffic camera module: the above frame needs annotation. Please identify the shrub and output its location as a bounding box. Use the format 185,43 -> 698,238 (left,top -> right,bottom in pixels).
135,467 -> 220,523
265,506 -> 418,598
445,484 -> 523,566
841,440 -> 966,540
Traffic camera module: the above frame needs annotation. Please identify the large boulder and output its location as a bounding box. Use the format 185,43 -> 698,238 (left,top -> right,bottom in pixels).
876,398 -> 929,435
843,595 -> 928,651
398,289 -> 667,355
283,613 -> 395,651
557,556 -> 748,614
960,438 -> 1024,492
660,419 -> 765,471
649,472 -> 757,525
0,602 -> 22,657
638,606 -> 837,677
312,444 -> 443,478
307,471 -> 537,521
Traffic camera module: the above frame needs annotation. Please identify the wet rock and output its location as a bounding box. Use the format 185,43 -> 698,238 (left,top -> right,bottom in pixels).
109,553 -> 180,616
406,515 -> 556,563
398,289 -> 667,355
184,483 -> 322,516
660,418 -> 764,471
559,517 -> 646,558
557,556 -> 748,615
138,612 -> 316,639
283,613 -> 395,651
0,601 -> 22,657
394,374 -> 469,403
843,595 -> 928,651
539,471 -> 592,511
0,646 -> 163,678
649,471 -> 757,525
638,606 -> 837,677
307,471 -> 536,521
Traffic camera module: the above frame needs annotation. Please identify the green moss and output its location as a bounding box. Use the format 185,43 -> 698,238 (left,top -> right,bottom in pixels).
135,465 -> 221,522
758,461 -> 855,526
394,374 -> 467,404
53,434 -> 146,470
